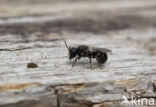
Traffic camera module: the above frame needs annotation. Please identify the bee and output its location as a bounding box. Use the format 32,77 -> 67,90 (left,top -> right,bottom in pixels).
64,41 -> 111,69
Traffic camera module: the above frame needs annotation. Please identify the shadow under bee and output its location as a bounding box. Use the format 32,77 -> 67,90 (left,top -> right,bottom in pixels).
66,58 -> 106,69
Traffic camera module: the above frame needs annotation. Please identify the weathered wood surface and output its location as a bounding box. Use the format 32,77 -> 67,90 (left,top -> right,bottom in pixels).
0,0 -> 156,107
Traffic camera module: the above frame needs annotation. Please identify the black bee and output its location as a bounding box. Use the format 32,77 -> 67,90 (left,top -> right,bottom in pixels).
64,41 -> 111,69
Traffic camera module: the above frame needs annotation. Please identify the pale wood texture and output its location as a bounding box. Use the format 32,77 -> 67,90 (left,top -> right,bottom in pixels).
0,0 -> 156,107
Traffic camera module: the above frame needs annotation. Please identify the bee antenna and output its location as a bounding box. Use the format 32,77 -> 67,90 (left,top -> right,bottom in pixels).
64,40 -> 69,49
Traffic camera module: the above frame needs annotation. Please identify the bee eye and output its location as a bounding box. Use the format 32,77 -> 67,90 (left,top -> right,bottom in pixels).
72,49 -> 76,52
70,48 -> 77,53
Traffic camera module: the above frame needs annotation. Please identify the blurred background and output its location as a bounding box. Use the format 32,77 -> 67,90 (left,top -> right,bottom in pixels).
0,0 -> 156,54
0,0 -> 155,34
0,0 -> 155,50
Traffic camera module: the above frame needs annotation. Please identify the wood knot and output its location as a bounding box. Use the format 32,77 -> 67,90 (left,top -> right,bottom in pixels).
27,62 -> 38,68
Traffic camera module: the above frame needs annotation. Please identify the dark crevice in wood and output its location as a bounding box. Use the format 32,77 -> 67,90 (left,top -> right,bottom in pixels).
0,45 -> 59,52
54,89 -> 61,107
152,83 -> 156,92
0,38 -> 62,44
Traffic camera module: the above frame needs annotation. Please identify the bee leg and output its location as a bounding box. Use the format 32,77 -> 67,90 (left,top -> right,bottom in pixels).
72,57 -> 78,67
89,57 -> 92,69
96,57 -> 102,69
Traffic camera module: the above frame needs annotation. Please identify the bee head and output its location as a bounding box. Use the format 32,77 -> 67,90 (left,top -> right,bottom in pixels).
64,41 -> 77,60
69,47 -> 77,59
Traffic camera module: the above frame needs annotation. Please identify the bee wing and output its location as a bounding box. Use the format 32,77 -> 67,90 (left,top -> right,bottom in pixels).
92,47 -> 112,53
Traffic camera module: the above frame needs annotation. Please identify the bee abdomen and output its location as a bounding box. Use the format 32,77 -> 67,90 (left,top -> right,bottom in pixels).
97,53 -> 108,63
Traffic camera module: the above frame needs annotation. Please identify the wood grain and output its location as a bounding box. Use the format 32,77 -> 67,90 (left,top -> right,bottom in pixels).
0,0 -> 156,107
